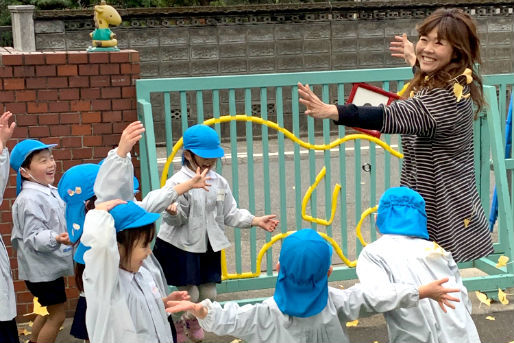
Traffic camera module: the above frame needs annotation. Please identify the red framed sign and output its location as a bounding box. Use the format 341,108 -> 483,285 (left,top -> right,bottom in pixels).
346,83 -> 401,138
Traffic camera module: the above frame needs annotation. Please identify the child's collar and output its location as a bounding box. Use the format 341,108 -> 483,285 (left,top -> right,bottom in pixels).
21,180 -> 57,195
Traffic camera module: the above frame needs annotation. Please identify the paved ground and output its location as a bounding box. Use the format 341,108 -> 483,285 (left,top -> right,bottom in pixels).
17,283 -> 514,343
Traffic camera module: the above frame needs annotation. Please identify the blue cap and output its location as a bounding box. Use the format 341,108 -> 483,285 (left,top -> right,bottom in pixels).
376,187 -> 429,239
10,139 -> 57,195
57,164 -> 100,245
109,201 -> 160,233
273,229 -> 332,318
74,201 -> 160,264
183,124 -> 224,159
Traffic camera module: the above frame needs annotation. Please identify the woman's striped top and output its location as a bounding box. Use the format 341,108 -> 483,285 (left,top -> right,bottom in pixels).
382,85 -> 494,262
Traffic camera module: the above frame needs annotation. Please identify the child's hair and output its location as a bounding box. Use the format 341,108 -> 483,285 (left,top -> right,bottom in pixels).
116,223 -> 155,268
407,8 -> 484,112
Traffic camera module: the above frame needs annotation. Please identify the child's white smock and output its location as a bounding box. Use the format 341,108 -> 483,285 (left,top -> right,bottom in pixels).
198,283 -> 419,343
11,181 -> 73,282
81,209 -> 174,343
356,234 -> 480,343
158,166 -> 254,253
0,148 -> 16,321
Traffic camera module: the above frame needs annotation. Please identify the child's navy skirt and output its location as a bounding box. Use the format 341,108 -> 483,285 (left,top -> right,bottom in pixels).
153,237 -> 221,286
70,295 -> 88,340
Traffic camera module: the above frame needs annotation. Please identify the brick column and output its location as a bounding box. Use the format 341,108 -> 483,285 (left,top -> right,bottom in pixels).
0,47 -> 140,317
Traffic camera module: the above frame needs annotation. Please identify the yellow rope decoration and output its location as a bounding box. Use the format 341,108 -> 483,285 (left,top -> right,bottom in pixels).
159,114 -> 403,279
160,114 -> 403,187
301,166 -> 341,226
355,205 -> 378,247
221,230 -> 358,280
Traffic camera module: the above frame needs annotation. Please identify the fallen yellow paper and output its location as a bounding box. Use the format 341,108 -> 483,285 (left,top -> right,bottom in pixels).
498,289 -> 510,305
475,291 -> 491,306
496,255 -> 509,268
346,320 -> 359,327
485,316 -> 495,321
230,339 -> 242,343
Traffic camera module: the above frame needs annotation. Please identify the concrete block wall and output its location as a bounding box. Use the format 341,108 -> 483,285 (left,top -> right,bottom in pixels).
32,2 -> 514,142
0,47 -> 140,317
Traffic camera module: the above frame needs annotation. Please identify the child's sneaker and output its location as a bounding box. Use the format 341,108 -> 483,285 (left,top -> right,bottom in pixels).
184,317 -> 204,342
175,319 -> 188,343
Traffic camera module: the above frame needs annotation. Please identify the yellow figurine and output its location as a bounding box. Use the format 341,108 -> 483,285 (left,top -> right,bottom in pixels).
88,0 -> 122,52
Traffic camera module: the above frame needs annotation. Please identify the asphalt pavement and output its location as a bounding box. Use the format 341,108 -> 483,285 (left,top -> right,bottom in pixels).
17,284 -> 514,343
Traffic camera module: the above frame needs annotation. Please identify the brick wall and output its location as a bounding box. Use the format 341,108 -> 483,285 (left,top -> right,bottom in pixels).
0,47 -> 140,318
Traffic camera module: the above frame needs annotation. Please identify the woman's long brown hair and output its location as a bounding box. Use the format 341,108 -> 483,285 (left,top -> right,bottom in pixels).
406,8 -> 485,113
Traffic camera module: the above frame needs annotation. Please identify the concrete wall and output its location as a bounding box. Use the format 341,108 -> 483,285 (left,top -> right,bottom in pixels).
31,1 -> 514,141
0,48 -> 140,318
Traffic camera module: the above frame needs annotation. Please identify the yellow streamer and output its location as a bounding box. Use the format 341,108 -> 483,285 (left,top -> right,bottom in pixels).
355,205 -> 378,247
221,230 -> 358,280
160,115 -> 403,187
160,114 -> 403,280
301,167 -> 341,226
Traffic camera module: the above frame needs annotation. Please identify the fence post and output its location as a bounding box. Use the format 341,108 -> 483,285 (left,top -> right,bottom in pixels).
8,5 -> 36,52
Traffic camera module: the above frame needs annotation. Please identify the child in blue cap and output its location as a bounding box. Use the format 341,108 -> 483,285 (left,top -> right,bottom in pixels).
0,111 -> 18,343
356,186 -> 480,343
89,120 -> 212,343
10,138 -> 73,343
166,228 -> 461,343
153,124 -> 279,342
80,200 -> 193,343
57,163 -> 102,342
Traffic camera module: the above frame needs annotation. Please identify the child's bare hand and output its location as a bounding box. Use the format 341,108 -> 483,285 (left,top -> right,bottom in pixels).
389,33 -> 416,67
252,215 -> 279,232
55,232 -> 72,245
166,300 -> 208,319
189,167 -> 211,191
117,121 -> 145,157
0,111 -> 15,150
418,277 -> 460,313
165,291 -> 190,302
166,202 -> 178,215
95,199 -> 127,212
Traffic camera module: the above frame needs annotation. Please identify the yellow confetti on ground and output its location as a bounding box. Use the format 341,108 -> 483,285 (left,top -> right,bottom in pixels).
498,289 -> 510,305
496,255 -> 509,268
485,316 -> 495,321
346,320 -> 359,327
475,291 -> 491,306
230,340 -> 242,343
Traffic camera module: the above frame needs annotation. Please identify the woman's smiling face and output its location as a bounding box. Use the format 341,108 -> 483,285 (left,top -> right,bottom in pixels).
416,27 -> 454,75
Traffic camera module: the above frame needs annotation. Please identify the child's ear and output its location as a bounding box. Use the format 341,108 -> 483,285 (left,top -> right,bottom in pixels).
20,167 -> 30,179
276,262 -> 280,272
327,265 -> 333,277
